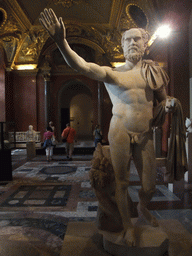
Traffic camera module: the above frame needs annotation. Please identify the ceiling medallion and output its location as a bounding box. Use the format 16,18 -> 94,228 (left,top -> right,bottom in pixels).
126,4 -> 148,29
53,0 -> 83,8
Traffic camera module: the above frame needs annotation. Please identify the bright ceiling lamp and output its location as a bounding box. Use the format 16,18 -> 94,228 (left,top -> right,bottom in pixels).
148,25 -> 172,47
156,25 -> 171,38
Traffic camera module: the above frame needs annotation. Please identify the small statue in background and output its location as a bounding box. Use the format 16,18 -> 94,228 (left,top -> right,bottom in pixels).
49,121 -> 55,132
26,125 -> 36,142
185,118 -> 192,134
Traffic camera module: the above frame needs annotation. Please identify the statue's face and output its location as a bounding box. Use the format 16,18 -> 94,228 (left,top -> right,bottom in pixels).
122,29 -> 146,62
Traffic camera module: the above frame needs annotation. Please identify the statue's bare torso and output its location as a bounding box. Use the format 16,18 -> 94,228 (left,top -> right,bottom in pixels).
104,66 -> 154,134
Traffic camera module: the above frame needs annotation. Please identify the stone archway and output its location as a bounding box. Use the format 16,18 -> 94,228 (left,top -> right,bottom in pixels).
58,80 -> 93,140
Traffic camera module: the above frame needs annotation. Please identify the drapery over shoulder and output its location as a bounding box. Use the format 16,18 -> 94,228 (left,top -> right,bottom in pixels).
153,97 -> 188,183
141,60 -> 187,181
141,60 -> 169,90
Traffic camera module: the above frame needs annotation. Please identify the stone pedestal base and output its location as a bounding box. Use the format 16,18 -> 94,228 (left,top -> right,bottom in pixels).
102,222 -> 168,256
60,220 -> 192,256
100,218 -> 168,256
103,238 -> 168,256
27,142 -> 36,160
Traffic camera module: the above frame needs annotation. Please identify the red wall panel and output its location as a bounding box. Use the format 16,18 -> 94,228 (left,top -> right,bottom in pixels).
13,74 -> 37,131
36,73 -> 45,138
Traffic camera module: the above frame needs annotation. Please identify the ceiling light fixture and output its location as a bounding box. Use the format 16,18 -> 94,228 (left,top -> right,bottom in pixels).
148,25 -> 172,47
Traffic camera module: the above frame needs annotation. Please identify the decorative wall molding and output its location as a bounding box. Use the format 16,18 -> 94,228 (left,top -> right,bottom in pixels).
53,0 -> 84,8
6,0 -> 31,30
0,0 -> 174,69
16,29 -> 47,63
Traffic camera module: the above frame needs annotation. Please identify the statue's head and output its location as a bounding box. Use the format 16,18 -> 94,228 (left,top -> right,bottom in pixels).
121,28 -> 149,63
29,125 -> 33,131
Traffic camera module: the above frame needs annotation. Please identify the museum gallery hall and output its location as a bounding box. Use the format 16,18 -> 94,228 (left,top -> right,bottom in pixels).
0,0 -> 192,255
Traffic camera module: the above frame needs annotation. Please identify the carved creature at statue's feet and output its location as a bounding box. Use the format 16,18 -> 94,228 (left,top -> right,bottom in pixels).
123,227 -> 136,247
137,203 -> 159,227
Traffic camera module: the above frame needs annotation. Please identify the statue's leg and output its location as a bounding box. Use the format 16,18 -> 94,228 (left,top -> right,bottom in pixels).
133,132 -> 159,227
108,120 -> 136,246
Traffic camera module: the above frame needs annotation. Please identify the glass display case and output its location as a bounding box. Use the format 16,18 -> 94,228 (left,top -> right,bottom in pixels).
0,122 -> 14,181
0,122 -> 16,150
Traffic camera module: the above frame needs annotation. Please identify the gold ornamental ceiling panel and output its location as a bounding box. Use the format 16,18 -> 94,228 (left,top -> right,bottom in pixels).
0,0 -> 179,69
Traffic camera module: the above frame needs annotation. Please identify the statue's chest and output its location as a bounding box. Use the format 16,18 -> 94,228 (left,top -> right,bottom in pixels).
113,70 -> 146,91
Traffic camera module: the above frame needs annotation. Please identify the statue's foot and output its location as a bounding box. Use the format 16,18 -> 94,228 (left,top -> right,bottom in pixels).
123,227 -> 136,247
137,203 -> 159,227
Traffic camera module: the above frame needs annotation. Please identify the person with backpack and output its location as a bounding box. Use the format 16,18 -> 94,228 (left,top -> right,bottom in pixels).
93,124 -> 102,148
43,126 -> 55,161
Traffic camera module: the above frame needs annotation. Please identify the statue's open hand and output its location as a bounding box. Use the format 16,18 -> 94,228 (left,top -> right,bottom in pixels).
39,8 -> 65,43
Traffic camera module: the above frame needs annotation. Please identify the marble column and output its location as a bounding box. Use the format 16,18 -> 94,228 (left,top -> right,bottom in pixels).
44,74 -> 51,127
41,59 -> 51,128
97,81 -> 103,126
96,51 -> 104,128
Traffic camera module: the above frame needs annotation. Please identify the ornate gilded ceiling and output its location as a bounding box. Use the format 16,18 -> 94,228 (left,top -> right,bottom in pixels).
0,0 -> 174,70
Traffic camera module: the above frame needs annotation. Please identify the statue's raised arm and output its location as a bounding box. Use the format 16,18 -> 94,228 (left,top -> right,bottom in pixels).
39,8 -> 109,81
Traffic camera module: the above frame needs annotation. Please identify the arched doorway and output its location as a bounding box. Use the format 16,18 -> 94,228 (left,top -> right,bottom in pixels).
59,80 -> 93,140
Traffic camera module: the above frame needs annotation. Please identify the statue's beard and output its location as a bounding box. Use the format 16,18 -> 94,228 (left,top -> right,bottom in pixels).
126,52 -> 142,62
124,47 -> 145,63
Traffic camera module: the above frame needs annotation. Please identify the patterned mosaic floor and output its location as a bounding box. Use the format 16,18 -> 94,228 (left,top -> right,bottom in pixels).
0,184 -> 72,207
0,153 -> 192,255
0,211 -> 69,255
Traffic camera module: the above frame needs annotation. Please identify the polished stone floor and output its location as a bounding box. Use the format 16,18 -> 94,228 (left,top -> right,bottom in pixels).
0,147 -> 192,255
